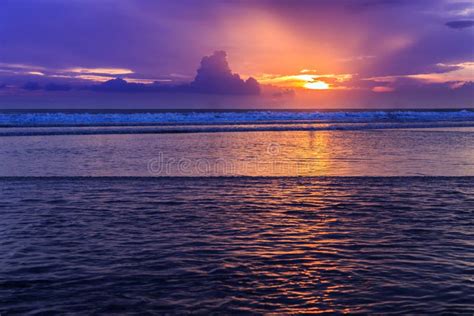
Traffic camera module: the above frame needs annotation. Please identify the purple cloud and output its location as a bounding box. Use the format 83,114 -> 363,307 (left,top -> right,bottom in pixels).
91,78 -> 150,93
22,82 -> 41,91
44,83 -> 71,91
446,20 -> 474,29
90,51 -> 260,95
188,51 -> 260,95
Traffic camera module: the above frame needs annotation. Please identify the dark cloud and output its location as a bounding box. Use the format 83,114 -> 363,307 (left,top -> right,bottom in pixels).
256,0 -> 409,11
348,0 -> 409,11
91,78 -> 150,93
44,83 -> 71,91
90,51 -> 260,95
383,80 -> 474,107
389,77 -> 460,90
188,51 -> 260,95
22,82 -> 41,91
446,20 -> 474,29
22,81 -> 72,91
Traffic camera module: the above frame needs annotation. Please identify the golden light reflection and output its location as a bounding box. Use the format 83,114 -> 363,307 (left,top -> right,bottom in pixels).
215,147 -> 356,314
193,130 -> 334,176
306,131 -> 331,175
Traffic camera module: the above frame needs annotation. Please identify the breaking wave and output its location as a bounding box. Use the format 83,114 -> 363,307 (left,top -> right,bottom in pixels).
0,110 -> 473,136
1,110 -> 473,127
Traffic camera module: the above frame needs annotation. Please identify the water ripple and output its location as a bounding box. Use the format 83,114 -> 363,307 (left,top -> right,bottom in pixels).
0,177 -> 473,314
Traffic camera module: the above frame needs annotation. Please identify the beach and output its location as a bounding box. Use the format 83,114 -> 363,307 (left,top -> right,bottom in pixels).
2,0 -> 474,313
0,110 -> 473,314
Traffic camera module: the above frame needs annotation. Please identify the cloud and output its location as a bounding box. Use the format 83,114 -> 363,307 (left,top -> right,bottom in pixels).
372,86 -> 395,92
22,82 -> 41,91
90,78 -> 150,92
367,62 -> 474,86
271,88 -> 295,98
446,20 -> 474,29
188,51 -> 260,95
65,67 -> 134,75
349,0 -> 408,11
366,76 -> 474,97
90,51 -> 260,95
21,81 -> 72,91
44,83 -> 71,91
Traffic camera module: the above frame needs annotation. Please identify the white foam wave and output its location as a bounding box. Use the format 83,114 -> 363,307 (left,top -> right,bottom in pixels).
0,110 -> 473,127
1,121 -> 473,137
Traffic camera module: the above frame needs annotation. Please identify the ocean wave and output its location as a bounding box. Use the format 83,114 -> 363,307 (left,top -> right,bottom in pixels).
1,121 -> 473,137
0,110 -> 473,127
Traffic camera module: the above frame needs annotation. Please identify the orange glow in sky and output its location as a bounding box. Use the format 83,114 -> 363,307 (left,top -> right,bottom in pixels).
256,73 -> 348,90
304,81 -> 330,90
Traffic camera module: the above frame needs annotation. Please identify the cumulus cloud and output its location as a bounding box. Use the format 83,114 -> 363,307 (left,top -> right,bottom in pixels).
90,51 -> 261,95
446,20 -> 474,29
188,51 -> 260,95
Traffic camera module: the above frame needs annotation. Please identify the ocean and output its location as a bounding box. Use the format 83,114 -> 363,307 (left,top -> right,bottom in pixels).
0,109 -> 473,314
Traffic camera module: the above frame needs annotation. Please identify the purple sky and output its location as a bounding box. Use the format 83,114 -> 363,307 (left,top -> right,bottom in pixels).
0,0 -> 473,108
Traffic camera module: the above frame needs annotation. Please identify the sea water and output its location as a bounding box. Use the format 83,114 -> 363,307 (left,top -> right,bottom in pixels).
0,109 -> 473,314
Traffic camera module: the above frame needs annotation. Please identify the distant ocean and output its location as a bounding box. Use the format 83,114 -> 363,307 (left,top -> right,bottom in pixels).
0,109 -> 473,314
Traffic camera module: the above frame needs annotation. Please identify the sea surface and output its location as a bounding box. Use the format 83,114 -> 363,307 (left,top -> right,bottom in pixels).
1,109 -> 474,177
0,109 -> 473,314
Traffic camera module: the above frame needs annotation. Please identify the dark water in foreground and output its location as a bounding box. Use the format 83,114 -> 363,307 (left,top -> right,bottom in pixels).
1,177 -> 473,315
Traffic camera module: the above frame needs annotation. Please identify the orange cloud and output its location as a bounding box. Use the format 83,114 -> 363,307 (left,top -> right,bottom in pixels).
256,71 -> 353,90
372,86 -> 395,93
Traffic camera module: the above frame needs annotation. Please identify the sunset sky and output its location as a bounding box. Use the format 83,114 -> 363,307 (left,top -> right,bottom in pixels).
0,0 -> 473,108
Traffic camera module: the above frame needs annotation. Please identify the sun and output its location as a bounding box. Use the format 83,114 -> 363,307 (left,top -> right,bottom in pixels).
304,81 -> 330,90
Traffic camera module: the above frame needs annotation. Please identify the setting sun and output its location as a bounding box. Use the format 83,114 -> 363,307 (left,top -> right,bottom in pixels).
304,81 -> 330,90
